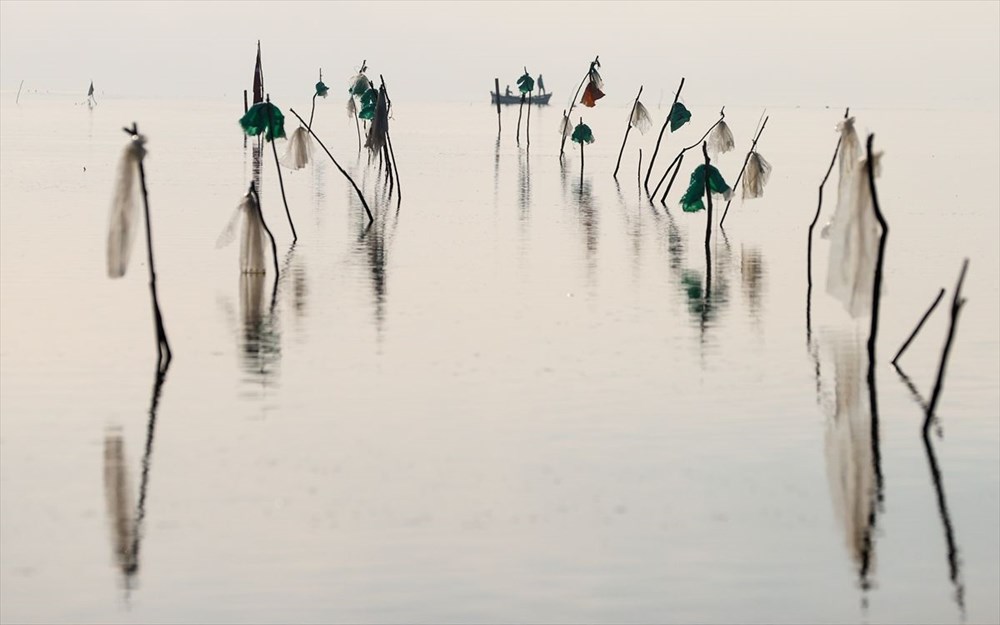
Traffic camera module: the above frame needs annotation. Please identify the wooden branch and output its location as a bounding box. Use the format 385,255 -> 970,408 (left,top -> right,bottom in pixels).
288,107 -> 373,223
807,107 -> 849,338
924,259 -> 970,431
892,288 -> 946,365
644,77 -> 684,192
719,115 -> 769,226
614,85 -> 643,179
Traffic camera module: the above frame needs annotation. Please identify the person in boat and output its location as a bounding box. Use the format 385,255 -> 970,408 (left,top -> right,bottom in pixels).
537,74 -> 546,95
505,85 -> 512,97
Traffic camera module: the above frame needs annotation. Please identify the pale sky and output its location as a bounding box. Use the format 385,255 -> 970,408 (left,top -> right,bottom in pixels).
1,1 -> 997,109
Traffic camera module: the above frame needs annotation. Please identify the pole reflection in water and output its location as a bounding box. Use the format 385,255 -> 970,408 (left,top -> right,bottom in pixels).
517,147 -> 531,219
739,242 -> 766,320
615,179 -> 643,284
353,194 -> 398,347
251,140 -> 263,194
894,365 -> 965,616
312,154 -> 326,225
281,243 -> 309,326
103,363 -> 169,594
575,174 -> 598,286
239,271 -> 282,384
817,329 -> 880,603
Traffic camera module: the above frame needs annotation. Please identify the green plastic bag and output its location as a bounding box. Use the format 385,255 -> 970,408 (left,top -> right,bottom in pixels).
239,102 -> 287,142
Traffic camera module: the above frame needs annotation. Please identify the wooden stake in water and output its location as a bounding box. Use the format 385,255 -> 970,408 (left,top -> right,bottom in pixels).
645,77 -> 684,193
654,108 -> 727,202
924,259 -> 969,431
288,107 -> 373,222
891,288 -> 945,365
494,77 -> 502,135
108,122 -> 173,371
560,56 -> 600,159
720,115 -> 769,226
614,85 -> 643,179
265,95 -> 296,241
248,181 -> 280,279
702,142 -> 713,259
807,107 -> 849,337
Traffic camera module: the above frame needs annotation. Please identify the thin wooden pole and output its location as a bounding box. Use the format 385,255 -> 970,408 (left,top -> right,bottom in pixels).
864,133 -> 888,504
865,133 -> 888,374
614,85 -> 643,179
526,88 -> 532,149
637,149 -> 642,190
655,109 -> 726,202
494,78 -> 502,135
807,107 -> 849,338
265,96 -> 295,241
924,259 -> 970,431
288,107 -> 373,223
702,142 -> 713,259
243,90 -> 248,114
660,116 -> 725,201
560,56 -> 599,159
125,123 -> 171,370
249,182 -> 279,280
380,75 -> 402,210
892,288 -> 946,365
720,115 -> 768,226
516,92 -> 525,146
645,77 -> 684,193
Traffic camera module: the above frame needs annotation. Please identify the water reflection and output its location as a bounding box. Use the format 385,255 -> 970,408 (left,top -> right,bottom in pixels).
281,243 -> 308,325
894,365 -> 965,616
354,203 -> 397,345
103,364 -> 168,593
251,140 -> 263,194
575,175 -> 598,283
239,272 -> 281,383
739,243 -> 766,319
517,148 -> 531,217
312,155 -> 326,222
614,180 -> 643,283
817,330 -> 880,599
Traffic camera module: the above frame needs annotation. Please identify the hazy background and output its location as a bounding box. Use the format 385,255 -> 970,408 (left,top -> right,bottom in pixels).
1,0 -> 998,110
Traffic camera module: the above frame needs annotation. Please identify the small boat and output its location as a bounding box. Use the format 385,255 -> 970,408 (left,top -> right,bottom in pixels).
491,91 -> 552,106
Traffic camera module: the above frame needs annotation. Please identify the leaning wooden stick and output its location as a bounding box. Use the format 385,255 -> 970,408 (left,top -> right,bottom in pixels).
702,142 -> 713,258
560,55 -> 600,159
807,107 -> 849,337
107,123 -> 172,370
288,107 -> 373,222
494,77 -> 502,135
644,77 -> 685,193
613,85 -> 644,179
892,288 -> 946,365
380,75 -> 402,210
720,115 -> 769,226
133,127 -> 171,371
865,133 -> 889,376
924,259 -> 970,431
249,182 -> 280,279
654,108 -> 726,201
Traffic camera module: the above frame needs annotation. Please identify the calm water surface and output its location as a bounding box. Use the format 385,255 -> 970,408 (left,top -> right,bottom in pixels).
1,94 -> 998,624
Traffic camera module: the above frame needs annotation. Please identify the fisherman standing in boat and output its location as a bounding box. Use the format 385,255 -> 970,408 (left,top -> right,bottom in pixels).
537,74 -> 546,95
505,85 -> 512,97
